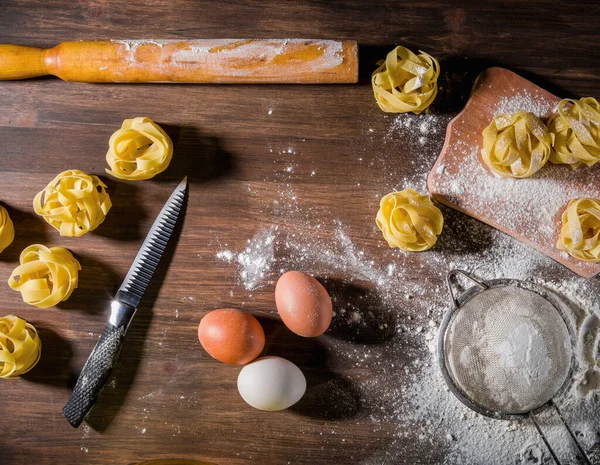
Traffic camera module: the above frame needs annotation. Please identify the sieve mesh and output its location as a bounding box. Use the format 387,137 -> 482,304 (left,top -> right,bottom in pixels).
444,285 -> 572,415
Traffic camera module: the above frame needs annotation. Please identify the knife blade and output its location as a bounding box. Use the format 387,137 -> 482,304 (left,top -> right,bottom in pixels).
63,177 -> 188,428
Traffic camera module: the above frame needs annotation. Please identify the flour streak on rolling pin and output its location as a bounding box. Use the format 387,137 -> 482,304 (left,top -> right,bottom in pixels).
0,39 -> 358,83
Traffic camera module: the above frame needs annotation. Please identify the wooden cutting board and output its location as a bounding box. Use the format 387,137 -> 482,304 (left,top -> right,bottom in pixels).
427,67 -> 600,278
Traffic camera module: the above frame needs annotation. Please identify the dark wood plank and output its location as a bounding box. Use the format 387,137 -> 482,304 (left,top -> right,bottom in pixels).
0,1 -> 599,464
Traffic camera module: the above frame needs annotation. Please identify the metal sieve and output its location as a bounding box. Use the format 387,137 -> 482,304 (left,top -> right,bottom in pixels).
438,270 -> 591,465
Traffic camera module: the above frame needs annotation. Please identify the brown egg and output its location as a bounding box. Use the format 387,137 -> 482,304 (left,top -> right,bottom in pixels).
198,308 -> 265,364
275,271 -> 333,337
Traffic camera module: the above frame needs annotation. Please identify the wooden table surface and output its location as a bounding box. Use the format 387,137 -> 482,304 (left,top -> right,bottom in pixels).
1,1 -> 599,464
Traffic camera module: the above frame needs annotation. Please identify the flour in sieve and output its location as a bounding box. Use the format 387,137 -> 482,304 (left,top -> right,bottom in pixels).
495,323 -> 552,385
446,287 -> 570,414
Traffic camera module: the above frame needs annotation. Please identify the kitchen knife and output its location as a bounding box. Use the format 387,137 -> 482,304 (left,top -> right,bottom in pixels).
63,177 -> 188,428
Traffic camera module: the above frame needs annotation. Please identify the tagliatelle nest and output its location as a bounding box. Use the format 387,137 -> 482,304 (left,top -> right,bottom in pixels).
33,169 -> 112,237
106,117 -> 173,180
376,188 -> 444,252
8,244 -> 81,308
0,315 -> 42,378
0,205 -> 14,253
371,45 -> 440,114
556,198 -> 600,262
548,97 -> 600,168
481,111 -> 553,178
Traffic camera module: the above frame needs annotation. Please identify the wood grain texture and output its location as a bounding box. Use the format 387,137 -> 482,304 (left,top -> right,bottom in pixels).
428,67 -> 600,278
0,1 -> 599,465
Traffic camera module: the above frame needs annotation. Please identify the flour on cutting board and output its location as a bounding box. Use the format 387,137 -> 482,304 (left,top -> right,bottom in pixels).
493,89 -> 557,118
433,143 -> 600,246
432,91 -> 600,262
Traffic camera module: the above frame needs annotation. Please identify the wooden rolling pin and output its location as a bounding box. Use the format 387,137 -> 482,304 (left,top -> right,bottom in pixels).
0,39 -> 358,84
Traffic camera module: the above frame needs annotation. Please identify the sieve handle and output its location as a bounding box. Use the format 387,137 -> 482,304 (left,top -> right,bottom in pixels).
531,403 -> 592,465
446,269 -> 487,307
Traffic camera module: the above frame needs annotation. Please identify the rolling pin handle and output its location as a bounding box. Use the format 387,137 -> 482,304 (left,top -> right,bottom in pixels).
0,44 -> 48,80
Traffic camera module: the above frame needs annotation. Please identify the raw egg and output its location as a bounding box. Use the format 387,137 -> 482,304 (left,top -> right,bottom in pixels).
275,271 -> 332,337
237,356 -> 306,411
198,308 -> 265,364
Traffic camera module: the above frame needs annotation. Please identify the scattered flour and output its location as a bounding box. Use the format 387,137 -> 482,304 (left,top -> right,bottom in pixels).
216,250 -> 234,262
80,423 -> 90,454
235,227 -> 277,290
380,112 -> 452,193
215,206 -> 599,464
386,113 -> 442,146
209,96 -> 600,463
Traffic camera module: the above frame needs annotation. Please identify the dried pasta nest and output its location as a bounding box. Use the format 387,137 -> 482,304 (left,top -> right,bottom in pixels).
106,117 -> 173,180
33,169 -> 112,237
8,244 -> 81,308
481,111 -> 553,178
376,188 -> 443,252
0,205 -> 14,253
548,97 -> 600,168
0,315 -> 42,378
556,198 -> 600,262
371,45 -> 440,114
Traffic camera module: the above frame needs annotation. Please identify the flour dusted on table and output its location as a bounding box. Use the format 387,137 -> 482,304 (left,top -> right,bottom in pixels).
236,227 -> 277,291
211,99 -> 600,463
215,216 -> 600,463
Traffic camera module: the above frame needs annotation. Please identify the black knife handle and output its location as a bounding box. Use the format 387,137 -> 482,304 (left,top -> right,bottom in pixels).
62,324 -> 127,428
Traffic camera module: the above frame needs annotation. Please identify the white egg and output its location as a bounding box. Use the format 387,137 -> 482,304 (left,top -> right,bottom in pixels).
237,356 -> 306,411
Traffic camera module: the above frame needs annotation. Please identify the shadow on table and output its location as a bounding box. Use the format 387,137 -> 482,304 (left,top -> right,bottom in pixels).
93,180 -> 147,242
359,44 -> 574,116
434,206 -> 494,257
84,192 -> 188,433
153,124 -> 237,185
0,206 -> 47,263
23,325 -> 75,388
290,370 -> 361,421
56,254 -> 119,313
259,316 -> 361,421
434,56 -> 574,115
323,278 -> 396,345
